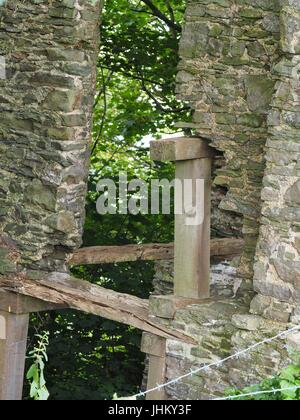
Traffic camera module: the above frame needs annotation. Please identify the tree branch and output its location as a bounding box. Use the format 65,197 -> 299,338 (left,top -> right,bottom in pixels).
140,75 -> 189,114
92,67 -> 108,155
140,0 -> 181,33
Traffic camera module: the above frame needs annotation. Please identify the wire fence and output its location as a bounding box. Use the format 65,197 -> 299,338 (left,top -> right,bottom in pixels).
122,323 -> 300,400
214,385 -> 300,401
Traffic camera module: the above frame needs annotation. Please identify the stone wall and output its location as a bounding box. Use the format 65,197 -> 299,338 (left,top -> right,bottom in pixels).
0,0 -> 102,276
156,0 -> 300,400
254,1 -> 300,308
152,259 -> 298,399
176,0 -> 281,279
165,296 -> 294,400
1,0 -> 300,401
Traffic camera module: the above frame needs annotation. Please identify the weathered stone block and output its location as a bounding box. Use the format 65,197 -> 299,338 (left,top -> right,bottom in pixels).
245,76 -> 275,114
26,180 -> 57,212
287,332 -> 300,351
45,212 -> 76,234
285,180 -> 300,205
281,8 -> 300,54
43,90 -> 80,112
231,314 -> 262,331
0,248 -> 17,275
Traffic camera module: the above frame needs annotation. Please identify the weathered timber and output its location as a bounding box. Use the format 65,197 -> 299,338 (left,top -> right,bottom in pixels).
150,137 -> 214,161
70,243 -> 174,265
146,351 -> 167,400
70,238 -> 244,266
174,158 -> 211,299
150,136 -> 214,300
0,310 -> 29,400
141,334 -> 167,400
141,332 -> 166,358
0,290 -> 66,314
0,274 -> 196,345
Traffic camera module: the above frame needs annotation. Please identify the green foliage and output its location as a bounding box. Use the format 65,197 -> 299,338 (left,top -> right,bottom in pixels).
95,0 -> 187,149
88,0 -> 187,251
226,360 -> 300,400
26,332 -> 50,401
92,0 -> 188,160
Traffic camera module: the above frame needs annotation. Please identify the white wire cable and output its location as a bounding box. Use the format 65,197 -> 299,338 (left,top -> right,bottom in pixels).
127,323 -> 300,399
214,385 -> 300,401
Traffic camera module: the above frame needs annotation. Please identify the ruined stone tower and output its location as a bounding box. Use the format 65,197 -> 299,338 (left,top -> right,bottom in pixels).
0,0 -> 300,400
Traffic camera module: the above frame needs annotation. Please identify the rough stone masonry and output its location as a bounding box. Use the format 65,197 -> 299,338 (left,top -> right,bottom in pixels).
1,0 -> 300,401
0,0 -> 102,276
150,0 -> 300,399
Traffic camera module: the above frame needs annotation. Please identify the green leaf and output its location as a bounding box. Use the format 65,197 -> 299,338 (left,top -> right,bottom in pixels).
280,365 -> 299,383
40,371 -> 46,388
37,387 -> 50,401
26,364 -> 39,383
280,381 -> 297,399
30,381 -> 39,399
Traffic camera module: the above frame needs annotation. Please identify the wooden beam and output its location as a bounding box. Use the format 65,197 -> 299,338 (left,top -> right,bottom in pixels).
70,243 -> 174,265
141,333 -> 167,400
70,238 -> 244,266
150,137 -> 214,161
141,332 -> 166,358
0,290 -> 66,314
0,274 -> 196,345
146,352 -> 167,400
174,158 -> 211,299
0,310 -> 29,400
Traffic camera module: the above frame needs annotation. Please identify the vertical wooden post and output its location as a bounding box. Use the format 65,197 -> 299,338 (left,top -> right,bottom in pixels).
0,310 -> 29,400
174,158 -> 211,299
0,291 -> 65,400
145,137 -> 213,400
151,137 -> 213,300
141,333 -> 166,400
146,353 -> 166,400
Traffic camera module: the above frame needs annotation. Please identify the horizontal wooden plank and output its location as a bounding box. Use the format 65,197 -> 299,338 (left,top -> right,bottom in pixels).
0,274 -> 196,345
141,332 -> 166,357
150,137 -> 214,161
70,238 -> 244,266
0,291 -> 66,314
70,243 -> 174,265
